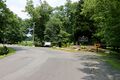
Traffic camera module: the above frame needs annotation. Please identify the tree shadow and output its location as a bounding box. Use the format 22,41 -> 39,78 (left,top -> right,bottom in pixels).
76,54 -> 120,80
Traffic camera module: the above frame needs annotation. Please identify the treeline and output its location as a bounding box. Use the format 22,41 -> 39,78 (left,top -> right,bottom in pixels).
82,0 -> 120,51
0,0 -> 26,44
25,0 -> 120,50
25,0 -> 96,46
0,0 -> 120,51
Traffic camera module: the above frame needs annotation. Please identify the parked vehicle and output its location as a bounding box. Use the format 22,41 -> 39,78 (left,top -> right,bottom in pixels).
44,42 -> 51,47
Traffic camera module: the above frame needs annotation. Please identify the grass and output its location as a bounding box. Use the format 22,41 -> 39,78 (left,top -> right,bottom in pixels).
99,52 -> 120,70
106,59 -> 120,70
18,41 -> 33,46
0,47 -> 16,59
8,47 -> 16,54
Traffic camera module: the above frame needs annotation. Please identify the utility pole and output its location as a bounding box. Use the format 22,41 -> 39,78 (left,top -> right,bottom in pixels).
33,22 -> 35,46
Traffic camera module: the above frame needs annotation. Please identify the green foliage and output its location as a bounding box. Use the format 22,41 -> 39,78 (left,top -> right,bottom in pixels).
99,52 -> 120,70
25,0 -> 53,44
73,0 -> 96,44
25,0 -> 35,17
0,46 -> 15,59
5,15 -> 25,44
8,47 -> 15,54
82,0 -> 120,49
44,16 -> 62,42
44,14 -> 71,47
0,0 -> 25,44
59,30 -> 70,43
2,0 -> 119,49
19,41 -> 33,46
0,46 -> 9,55
24,0 -> 97,46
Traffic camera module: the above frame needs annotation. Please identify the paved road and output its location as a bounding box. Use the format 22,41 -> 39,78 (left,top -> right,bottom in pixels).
0,45 -> 120,80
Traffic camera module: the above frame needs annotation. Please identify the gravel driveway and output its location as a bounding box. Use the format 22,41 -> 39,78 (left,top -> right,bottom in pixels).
0,45 -> 119,80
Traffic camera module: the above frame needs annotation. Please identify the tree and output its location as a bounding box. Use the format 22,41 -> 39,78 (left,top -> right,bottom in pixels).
24,0 -> 97,46
25,0 -> 53,45
82,0 -> 120,50
53,1 -> 78,43
0,0 -> 7,43
0,0 -> 25,44
72,0 -> 96,45
44,16 -> 62,42
44,15 -> 70,46
5,14 -> 25,43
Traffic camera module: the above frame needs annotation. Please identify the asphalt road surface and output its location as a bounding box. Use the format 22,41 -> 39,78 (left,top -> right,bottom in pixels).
0,45 -> 120,80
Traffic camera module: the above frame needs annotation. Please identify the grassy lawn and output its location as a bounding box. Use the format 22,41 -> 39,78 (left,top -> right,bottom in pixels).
99,52 -> 120,70
0,47 -> 16,59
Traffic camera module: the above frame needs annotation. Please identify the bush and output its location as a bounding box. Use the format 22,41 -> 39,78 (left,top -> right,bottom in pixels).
51,42 -> 58,47
34,42 -> 43,47
19,41 -> 33,46
0,46 -> 9,55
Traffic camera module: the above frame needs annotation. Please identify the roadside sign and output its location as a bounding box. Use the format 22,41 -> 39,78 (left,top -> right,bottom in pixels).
94,43 -> 100,48
79,36 -> 88,42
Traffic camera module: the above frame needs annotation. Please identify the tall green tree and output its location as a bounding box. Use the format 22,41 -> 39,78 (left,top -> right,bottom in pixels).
25,0 -> 52,44
44,15 -> 70,46
0,0 -> 7,42
54,1 -> 78,42
73,0 -> 96,44
44,16 -> 62,42
0,0 -> 25,44
82,0 -> 120,49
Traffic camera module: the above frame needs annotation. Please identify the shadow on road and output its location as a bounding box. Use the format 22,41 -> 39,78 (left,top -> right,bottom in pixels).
76,54 -> 120,80
9,46 -> 27,51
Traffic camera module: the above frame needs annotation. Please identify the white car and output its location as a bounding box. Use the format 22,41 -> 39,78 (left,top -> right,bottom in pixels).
44,42 -> 51,47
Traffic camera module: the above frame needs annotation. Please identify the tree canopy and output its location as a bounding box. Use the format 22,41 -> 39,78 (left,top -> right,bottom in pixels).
0,0 -> 25,44
82,0 -> 120,49
1,0 -> 120,51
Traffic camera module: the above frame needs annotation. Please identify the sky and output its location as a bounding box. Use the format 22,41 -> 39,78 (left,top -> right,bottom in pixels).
6,0 -> 79,19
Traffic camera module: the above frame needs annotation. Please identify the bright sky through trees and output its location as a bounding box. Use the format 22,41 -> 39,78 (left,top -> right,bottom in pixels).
6,0 -> 79,19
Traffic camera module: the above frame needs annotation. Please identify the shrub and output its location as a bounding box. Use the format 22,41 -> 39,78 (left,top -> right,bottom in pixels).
34,42 -> 43,47
0,46 -> 9,55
